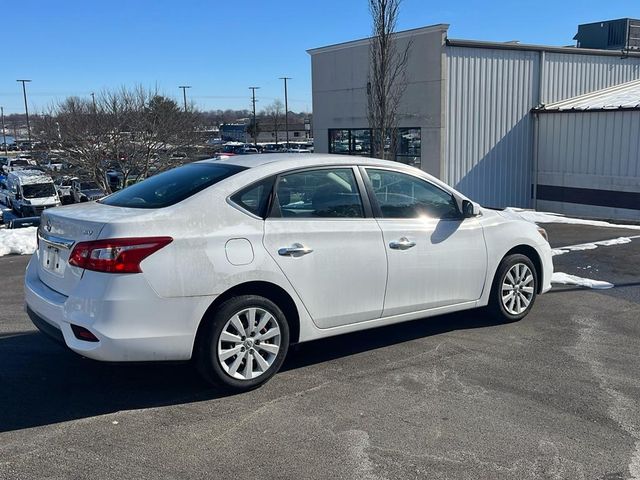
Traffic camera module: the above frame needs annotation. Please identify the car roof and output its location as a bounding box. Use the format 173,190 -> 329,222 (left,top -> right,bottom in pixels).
197,153 -> 404,170
9,169 -> 54,184
195,153 -> 469,202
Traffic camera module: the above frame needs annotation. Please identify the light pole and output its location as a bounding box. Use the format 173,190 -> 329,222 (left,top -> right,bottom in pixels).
1,106 -> 7,155
249,86 -> 260,147
279,77 -> 291,148
16,79 -> 32,143
179,85 -> 191,112
90,92 -> 97,112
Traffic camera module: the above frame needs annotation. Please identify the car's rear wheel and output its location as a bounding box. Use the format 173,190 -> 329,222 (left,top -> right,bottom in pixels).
487,254 -> 538,322
196,295 -> 289,391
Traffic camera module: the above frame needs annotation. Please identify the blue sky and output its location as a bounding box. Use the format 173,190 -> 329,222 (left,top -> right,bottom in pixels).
1,0 -> 638,114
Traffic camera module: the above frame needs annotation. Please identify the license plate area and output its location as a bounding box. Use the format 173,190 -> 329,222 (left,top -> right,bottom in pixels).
42,245 -> 64,275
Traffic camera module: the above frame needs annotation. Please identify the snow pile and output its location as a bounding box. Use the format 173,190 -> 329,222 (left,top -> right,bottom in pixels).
0,227 -> 38,256
551,272 -> 614,289
552,236 -> 636,256
502,208 -> 640,230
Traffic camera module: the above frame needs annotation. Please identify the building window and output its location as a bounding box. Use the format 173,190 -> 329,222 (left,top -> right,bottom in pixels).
395,128 -> 421,167
328,128 -> 420,167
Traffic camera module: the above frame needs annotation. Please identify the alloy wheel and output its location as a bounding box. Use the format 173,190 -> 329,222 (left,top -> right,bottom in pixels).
501,263 -> 535,315
217,307 -> 281,380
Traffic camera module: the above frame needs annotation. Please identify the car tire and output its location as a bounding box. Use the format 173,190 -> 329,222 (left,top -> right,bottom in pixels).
196,295 -> 290,391
487,254 -> 538,322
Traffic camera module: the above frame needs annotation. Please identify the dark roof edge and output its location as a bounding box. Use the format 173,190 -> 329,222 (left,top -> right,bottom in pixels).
446,38 -> 640,57
532,106 -> 640,114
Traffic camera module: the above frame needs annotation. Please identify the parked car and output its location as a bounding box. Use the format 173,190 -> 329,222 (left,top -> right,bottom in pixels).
54,177 -> 75,204
43,157 -> 65,171
6,169 -> 61,217
25,154 -> 552,391
71,179 -> 107,203
286,146 -> 312,153
2,157 -> 37,174
0,177 -> 11,206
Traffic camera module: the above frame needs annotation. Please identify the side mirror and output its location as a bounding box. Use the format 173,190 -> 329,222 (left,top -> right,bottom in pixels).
462,200 -> 479,218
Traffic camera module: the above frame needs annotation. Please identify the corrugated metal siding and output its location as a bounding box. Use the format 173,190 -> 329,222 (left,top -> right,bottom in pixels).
536,110 -> 640,220
445,46 -> 640,208
543,53 -> 640,103
538,111 -> 640,181
445,47 -> 539,207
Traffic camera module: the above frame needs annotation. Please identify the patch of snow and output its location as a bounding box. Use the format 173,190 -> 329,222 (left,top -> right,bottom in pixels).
502,208 -> 640,230
551,272 -> 614,289
551,236 -> 638,256
0,227 -> 38,256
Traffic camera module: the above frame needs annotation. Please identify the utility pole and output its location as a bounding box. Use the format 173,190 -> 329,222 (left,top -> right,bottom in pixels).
16,79 -> 32,143
179,85 -> 191,112
279,77 -> 291,148
1,106 -> 7,155
249,86 -> 260,147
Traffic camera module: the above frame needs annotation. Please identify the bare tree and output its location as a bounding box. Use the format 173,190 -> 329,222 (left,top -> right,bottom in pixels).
263,99 -> 284,144
367,0 -> 411,160
36,86 -> 200,192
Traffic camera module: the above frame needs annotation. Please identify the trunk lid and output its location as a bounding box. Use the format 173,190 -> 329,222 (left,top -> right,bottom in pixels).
37,202 -> 146,296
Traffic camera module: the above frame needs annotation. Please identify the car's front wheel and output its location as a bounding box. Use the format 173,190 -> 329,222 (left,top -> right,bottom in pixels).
487,254 -> 538,322
196,295 -> 289,391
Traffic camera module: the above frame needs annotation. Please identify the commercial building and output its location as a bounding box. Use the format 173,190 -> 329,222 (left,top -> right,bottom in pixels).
534,79 -> 640,220
308,21 -> 640,219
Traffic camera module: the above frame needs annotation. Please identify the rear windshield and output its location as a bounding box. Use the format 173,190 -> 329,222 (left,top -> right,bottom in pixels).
81,182 -> 101,190
99,162 -> 246,209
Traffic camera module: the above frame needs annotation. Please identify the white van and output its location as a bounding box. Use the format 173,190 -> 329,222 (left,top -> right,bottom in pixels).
6,170 -> 61,217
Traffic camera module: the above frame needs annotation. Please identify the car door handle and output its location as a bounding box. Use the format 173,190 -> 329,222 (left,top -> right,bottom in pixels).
278,243 -> 314,257
389,237 -> 416,250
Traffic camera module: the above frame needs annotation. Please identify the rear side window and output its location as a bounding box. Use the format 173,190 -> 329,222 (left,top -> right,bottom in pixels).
230,177 -> 275,218
273,168 -> 364,218
100,163 -> 246,209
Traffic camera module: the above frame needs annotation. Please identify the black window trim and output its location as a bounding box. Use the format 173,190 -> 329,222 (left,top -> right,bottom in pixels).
266,165 -> 374,220
359,166 -> 463,220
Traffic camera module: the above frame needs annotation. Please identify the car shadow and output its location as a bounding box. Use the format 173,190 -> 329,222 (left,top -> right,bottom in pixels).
0,309 -> 502,433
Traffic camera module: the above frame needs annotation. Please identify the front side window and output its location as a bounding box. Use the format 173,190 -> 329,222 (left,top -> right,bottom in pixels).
273,168 -> 364,218
366,169 -> 459,219
100,163 -> 246,209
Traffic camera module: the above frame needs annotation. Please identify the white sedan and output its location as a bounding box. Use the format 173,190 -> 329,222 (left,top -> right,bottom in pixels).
25,154 -> 553,390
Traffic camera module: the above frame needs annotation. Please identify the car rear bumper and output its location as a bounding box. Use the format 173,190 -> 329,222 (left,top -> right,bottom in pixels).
24,255 -> 215,362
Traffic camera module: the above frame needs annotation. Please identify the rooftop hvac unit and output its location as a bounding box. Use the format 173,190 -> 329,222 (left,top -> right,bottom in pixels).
574,18 -> 640,51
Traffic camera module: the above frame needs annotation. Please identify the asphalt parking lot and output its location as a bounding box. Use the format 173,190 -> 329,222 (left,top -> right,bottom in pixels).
1,223 -> 639,479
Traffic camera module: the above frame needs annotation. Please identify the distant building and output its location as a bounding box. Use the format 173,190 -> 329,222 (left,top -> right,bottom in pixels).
308,21 -> 640,219
220,122 -> 311,144
220,124 -> 248,142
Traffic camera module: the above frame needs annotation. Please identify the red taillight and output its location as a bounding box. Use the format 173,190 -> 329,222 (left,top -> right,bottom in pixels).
69,237 -> 173,273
